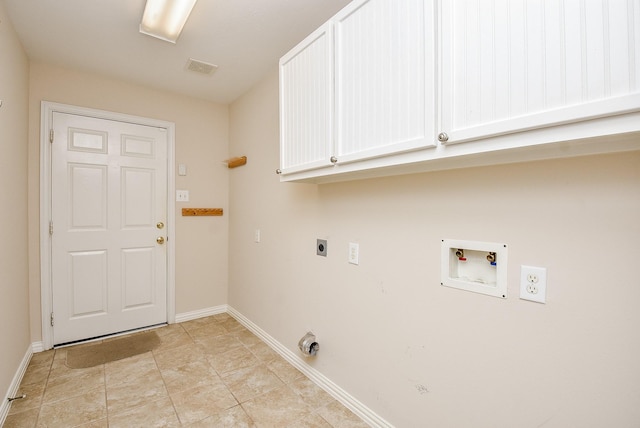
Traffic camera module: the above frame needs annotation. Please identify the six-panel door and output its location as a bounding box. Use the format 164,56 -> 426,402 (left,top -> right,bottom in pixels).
51,112 -> 168,345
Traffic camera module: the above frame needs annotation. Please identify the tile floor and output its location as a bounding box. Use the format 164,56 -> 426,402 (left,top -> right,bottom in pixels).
4,313 -> 369,427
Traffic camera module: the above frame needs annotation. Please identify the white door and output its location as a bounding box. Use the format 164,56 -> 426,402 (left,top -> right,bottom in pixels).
50,112 -> 168,345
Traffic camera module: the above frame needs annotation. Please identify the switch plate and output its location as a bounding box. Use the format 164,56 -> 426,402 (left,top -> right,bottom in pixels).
317,239 -> 327,257
520,265 -> 547,303
178,164 -> 187,176
348,243 -> 359,265
254,229 -> 261,243
176,190 -> 189,202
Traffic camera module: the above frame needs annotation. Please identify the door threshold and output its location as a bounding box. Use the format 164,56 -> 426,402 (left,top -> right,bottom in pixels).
54,323 -> 167,348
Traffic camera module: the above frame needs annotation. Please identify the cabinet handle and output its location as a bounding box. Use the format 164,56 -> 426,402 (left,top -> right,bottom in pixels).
437,132 -> 449,143
330,156 -> 338,164
276,168 -> 282,175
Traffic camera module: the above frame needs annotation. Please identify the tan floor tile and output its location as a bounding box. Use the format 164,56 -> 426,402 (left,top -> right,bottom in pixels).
20,364 -> 50,387
48,357 -> 102,381
206,345 -> 260,374
232,329 -> 265,347
241,385 -> 311,427
248,342 -> 280,362
154,322 -> 186,338
153,341 -> 206,370
105,351 -> 158,387
288,377 -> 336,410
219,318 -> 246,333
315,401 -> 369,428
48,349 -> 67,372
186,404 -> 256,427
29,350 -> 55,368
108,396 -> 180,428
106,369 -> 168,415
160,360 -> 225,395
43,365 -> 104,404
181,316 -> 220,332
37,387 -> 106,428
75,418 -> 108,427
288,412 -> 333,428
213,313 -> 232,322
222,364 -> 284,403
8,382 -> 45,415
15,314 -> 364,428
266,356 -> 305,384
186,322 -> 229,340
2,407 -> 39,428
154,325 -> 194,353
171,382 -> 239,425
196,334 -> 245,356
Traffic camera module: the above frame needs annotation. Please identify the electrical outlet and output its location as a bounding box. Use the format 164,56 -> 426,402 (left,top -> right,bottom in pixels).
317,239 -> 327,257
176,190 -> 189,202
520,265 -> 547,303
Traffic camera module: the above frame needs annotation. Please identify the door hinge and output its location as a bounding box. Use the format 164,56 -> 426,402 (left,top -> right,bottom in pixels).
49,221 -> 54,236
49,129 -> 54,143
50,312 -> 54,327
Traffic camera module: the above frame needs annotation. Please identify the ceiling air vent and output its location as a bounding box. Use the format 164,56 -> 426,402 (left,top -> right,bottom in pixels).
186,58 -> 218,75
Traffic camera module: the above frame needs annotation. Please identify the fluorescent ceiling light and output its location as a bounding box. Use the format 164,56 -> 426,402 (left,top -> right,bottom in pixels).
140,0 -> 198,43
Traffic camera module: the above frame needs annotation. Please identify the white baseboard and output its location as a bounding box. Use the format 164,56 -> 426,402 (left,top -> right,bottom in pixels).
227,306 -> 393,428
175,305 -> 228,324
31,341 -> 45,353
0,345 -> 33,426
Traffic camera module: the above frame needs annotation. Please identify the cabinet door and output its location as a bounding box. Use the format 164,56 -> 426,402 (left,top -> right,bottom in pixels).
279,23 -> 334,175
440,0 -> 640,145
334,0 -> 436,164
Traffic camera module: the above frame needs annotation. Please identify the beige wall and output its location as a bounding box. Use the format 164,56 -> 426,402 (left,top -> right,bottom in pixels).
0,0 -> 31,404
228,69 -> 640,427
27,63 -> 230,342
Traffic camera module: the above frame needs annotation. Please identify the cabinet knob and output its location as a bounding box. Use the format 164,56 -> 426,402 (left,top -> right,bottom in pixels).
330,156 -> 338,164
437,132 -> 449,143
276,168 -> 282,175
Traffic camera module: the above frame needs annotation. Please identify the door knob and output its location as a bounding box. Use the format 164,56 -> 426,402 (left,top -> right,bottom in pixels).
156,236 -> 165,244
156,222 -> 165,229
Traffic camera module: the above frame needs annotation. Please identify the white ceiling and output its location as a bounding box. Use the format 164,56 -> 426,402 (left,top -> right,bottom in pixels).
4,0 -> 351,104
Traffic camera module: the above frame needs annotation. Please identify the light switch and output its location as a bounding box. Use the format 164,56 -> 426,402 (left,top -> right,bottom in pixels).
178,164 -> 187,176
176,190 -> 189,202
348,243 -> 359,265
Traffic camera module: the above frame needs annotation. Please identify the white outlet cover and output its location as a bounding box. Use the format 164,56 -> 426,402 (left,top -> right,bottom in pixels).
520,265 -> 547,303
348,242 -> 359,265
176,190 -> 189,202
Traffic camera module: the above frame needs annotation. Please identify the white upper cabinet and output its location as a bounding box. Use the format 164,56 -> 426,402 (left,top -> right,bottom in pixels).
279,0 -> 435,179
279,23 -> 334,175
439,0 -> 640,145
279,0 -> 640,183
333,0 -> 435,164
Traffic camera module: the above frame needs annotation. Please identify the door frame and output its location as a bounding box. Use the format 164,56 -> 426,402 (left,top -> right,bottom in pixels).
40,101 -> 176,350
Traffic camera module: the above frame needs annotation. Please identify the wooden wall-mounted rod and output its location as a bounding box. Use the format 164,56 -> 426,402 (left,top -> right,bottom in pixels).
182,208 -> 223,216
225,156 -> 247,168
